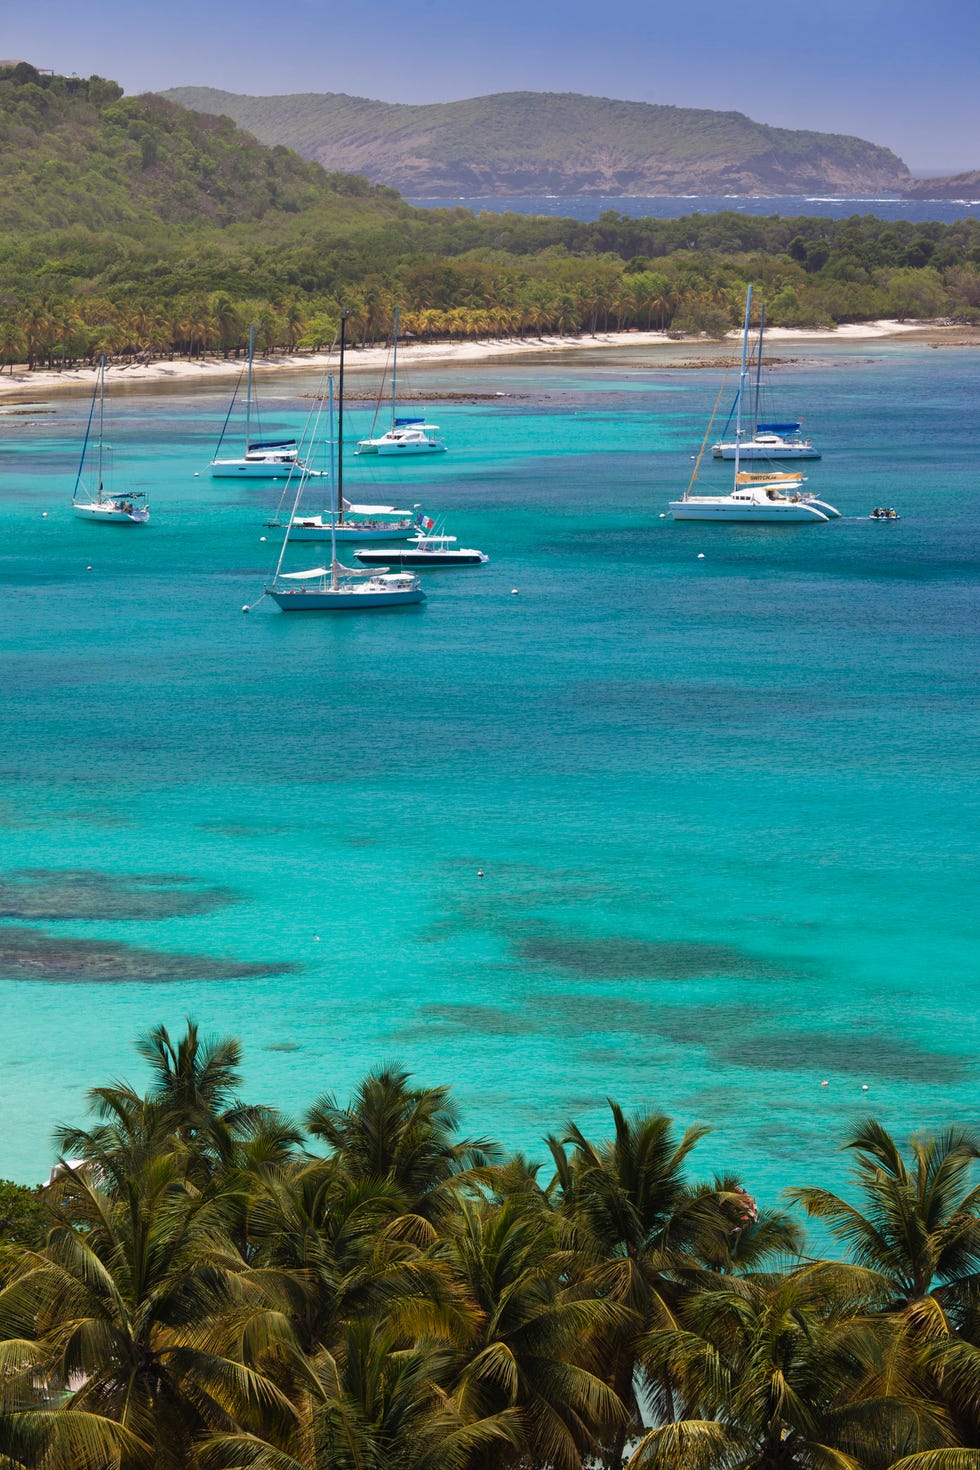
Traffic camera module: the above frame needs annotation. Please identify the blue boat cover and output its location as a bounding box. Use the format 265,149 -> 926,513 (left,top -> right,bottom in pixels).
757,422 -> 802,433
394,417 -> 426,427
248,439 -> 297,451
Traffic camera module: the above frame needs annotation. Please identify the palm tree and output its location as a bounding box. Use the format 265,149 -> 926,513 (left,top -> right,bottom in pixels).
788,1120 -> 980,1318
441,1192 -> 628,1470
55,1022 -> 275,1192
630,1264 -> 954,1470
306,1064 -> 498,1227
548,1102 -> 731,1463
0,1154 -> 301,1470
788,1120 -> 980,1448
0,320 -> 26,374
204,1320 -> 520,1470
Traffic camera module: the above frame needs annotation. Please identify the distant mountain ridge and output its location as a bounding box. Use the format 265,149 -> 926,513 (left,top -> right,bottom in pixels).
160,87 -> 913,198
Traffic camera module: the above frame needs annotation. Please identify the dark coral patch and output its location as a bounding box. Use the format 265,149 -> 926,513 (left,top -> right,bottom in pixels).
0,927 -> 296,984
0,869 -> 238,922
715,1029 -> 965,1085
521,932 -> 780,982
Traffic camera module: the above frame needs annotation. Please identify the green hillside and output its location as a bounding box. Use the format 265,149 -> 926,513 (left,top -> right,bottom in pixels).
0,62 -> 408,235
0,63 -> 977,368
160,87 -> 912,196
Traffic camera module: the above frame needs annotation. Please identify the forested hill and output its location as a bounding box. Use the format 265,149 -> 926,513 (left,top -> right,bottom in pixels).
0,62 -> 408,234
160,87 -> 912,197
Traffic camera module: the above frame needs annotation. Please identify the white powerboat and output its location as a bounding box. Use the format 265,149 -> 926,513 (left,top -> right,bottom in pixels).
356,307 -> 447,456
671,287 -> 839,524
261,315 -> 425,614
354,533 -> 489,568
71,359 -> 150,524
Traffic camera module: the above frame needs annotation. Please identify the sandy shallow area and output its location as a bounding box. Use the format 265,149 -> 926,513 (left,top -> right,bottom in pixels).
0,321 -> 976,404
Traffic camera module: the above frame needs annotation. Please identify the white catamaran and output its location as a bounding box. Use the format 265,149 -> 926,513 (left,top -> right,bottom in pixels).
711,302 -> 820,461
670,287 -> 839,524
71,358 -> 150,524
356,307 -> 446,456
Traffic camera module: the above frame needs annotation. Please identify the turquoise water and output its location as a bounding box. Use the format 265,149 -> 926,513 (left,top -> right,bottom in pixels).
1,342 -> 977,1208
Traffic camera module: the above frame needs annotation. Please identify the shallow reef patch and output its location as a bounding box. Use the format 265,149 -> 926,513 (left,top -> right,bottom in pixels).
0,868 -> 239,922
0,926 -> 296,984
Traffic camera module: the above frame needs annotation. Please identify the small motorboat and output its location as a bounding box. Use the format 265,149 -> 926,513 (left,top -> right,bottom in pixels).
869,507 -> 901,520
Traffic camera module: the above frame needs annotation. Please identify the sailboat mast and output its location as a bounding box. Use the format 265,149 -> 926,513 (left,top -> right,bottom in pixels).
97,356 -> 105,495
245,324 -> 255,451
391,305 -> 399,431
753,303 -> 765,439
329,374 -> 338,590
733,285 -> 753,482
337,311 -> 347,526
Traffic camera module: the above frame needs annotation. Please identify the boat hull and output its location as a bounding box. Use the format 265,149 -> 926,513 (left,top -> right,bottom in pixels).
713,443 -> 820,460
211,459 -> 301,479
375,441 -> 445,456
354,549 -> 488,567
669,498 -> 832,522
288,519 -> 416,542
73,504 -> 149,523
267,586 -> 425,609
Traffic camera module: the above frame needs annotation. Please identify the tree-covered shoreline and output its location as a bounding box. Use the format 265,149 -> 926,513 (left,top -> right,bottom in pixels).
1,66 -> 979,372
1,1021 -> 978,1470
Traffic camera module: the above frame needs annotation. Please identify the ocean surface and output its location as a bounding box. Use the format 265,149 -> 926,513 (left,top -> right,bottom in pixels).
1,338 -> 978,1218
407,194 -> 980,224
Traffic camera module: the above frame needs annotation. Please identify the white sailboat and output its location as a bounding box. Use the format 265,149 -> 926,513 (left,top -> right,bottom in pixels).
263,314 -> 425,612
210,325 -> 307,479
356,307 -> 446,456
71,358 -> 150,524
711,302 -> 820,461
670,287 -> 839,524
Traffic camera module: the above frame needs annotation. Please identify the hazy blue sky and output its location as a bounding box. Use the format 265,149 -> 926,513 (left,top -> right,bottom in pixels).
5,0 -> 978,175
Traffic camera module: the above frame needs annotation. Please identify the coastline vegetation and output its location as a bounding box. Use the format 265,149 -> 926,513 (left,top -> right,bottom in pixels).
1,65 -> 979,375
0,1021 -> 978,1470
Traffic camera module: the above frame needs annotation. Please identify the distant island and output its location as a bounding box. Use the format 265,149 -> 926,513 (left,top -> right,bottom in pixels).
160,87 -> 914,198
902,169 -> 980,200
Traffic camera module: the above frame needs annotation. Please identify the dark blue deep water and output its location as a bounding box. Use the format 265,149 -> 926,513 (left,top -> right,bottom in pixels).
407,195 -> 980,224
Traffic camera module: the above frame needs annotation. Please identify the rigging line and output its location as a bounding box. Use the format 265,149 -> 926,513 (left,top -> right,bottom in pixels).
213,360 -> 247,458
366,337 -> 393,440
72,365 -> 100,501
271,384 -> 330,522
685,361 -> 733,497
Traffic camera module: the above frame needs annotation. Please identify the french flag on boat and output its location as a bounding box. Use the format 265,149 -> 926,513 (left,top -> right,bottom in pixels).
417,512 -> 435,531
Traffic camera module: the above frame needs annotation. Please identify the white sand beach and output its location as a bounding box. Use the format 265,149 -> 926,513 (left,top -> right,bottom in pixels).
0,321 -> 975,403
